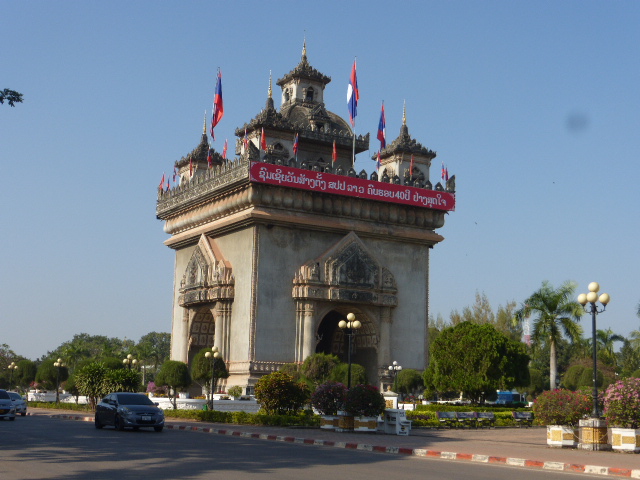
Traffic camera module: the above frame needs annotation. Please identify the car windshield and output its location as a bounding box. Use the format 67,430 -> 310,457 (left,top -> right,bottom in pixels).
8,393 -> 22,400
116,394 -> 154,406
0,391 -> 10,400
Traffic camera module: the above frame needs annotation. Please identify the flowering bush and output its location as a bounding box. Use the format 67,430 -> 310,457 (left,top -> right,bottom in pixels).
603,377 -> 640,429
532,389 -> 590,426
344,384 -> 386,417
311,382 -> 346,415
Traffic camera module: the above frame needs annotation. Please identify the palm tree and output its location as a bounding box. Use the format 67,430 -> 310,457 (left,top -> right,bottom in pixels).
515,280 -> 584,390
594,328 -> 625,368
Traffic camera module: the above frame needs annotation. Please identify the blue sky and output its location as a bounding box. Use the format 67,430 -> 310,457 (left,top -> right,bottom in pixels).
2,1 -> 639,360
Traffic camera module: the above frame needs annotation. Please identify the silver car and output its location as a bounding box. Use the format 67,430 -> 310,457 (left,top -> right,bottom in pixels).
8,392 -> 27,416
0,390 -> 16,421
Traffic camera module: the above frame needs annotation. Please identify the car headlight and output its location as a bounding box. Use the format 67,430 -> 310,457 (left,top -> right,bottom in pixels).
118,407 -> 133,415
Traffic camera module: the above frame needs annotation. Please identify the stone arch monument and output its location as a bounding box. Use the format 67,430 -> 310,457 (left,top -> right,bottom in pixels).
156,45 -> 455,393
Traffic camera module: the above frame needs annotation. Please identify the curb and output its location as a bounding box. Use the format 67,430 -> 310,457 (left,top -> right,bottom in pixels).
49,414 -> 640,478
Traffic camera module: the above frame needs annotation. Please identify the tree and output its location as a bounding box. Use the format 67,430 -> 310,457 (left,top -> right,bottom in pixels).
593,328 -> 625,368
515,280 -> 583,390
156,360 -> 191,410
395,368 -> 424,395
563,364 -> 586,391
520,368 -> 545,399
136,332 -> 171,372
424,321 -> 530,403
0,89 -> 23,107
328,363 -> 367,386
300,353 -> 341,387
35,360 -> 69,390
16,359 -> 37,390
619,340 -> 640,378
75,362 -> 110,410
105,368 -> 141,393
254,371 -> 310,415
190,349 -> 229,394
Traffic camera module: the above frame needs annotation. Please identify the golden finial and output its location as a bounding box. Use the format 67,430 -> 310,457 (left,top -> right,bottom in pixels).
402,100 -> 407,126
203,110 -> 207,134
268,70 -> 272,98
302,36 -> 307,59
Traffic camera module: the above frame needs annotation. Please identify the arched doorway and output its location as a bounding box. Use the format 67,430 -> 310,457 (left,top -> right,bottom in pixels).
188,306 -> 215,365
316,309 -> 378,384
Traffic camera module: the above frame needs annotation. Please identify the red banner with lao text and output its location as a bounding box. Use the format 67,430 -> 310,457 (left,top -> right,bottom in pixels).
249,162 -> 455,211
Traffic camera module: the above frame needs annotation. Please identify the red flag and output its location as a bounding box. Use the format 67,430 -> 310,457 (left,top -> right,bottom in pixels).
207,149 -> 213,168
172,167 -> 177,183
159,172 -> 165,189
445,167 -> 449,182
210,70 -> 224,139
376,151 -> 381,171
410,155 -> 414,176
165,176 -> 170,191
332,141 -> 338,164
222,139 -> 228,159
243,128 -> 249,150
293,133 -> 299,155
441,162 -> 445,181
261,127 -> 267,151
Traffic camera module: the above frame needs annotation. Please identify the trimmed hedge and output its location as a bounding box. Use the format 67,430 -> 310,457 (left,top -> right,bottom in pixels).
164,408 -> 320,427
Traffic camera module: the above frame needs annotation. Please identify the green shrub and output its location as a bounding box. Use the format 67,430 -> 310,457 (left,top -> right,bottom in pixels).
254,371 -> 310,415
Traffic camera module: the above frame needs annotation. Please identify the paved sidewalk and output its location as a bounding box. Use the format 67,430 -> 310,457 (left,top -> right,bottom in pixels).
31,408 -> 640,478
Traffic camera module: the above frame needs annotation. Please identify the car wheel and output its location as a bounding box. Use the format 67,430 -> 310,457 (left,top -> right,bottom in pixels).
114,415 -> 124,431
154,425 -> 163,432
94,415 -> 104,429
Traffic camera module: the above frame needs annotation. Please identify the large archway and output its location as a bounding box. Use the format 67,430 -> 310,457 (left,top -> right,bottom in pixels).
315,309 -> 379,384
188,306 -> 215,366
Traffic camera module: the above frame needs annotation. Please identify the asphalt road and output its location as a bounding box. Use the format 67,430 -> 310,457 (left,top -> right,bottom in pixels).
1,416 -> 609,480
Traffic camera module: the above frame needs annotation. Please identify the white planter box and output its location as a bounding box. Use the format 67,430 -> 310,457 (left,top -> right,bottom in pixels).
611,427 -> 640,453
547,425 -> 578,448
353,416 -> 378,432
319,415 -> 339,430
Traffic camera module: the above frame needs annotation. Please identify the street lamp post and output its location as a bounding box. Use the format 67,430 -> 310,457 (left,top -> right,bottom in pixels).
122,354 -> 137,370
7,362 -> 18,389
205,346 -> 220,410
388,361 -> 402,392
577,282 -> 610,418
53,358 -> 65,404
338,313 -> 361,389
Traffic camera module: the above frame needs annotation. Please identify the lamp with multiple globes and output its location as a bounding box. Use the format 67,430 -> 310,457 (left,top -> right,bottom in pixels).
122,354 -> 138,370
338,313 -> 361,389
577,282 -> 610,418
53,358 -> 65,404
7,362 -> 18,388
388,361 -> 402,392
205,346 -> 221,409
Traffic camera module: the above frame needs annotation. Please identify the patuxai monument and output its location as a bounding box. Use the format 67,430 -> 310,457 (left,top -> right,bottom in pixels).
156,44 -> 456,395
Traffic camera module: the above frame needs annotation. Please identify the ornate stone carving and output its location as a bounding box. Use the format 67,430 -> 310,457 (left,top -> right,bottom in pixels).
179,235 -> 234,307
293,232 -> 397,307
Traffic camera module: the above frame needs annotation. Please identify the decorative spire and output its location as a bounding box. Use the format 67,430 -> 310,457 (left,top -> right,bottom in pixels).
203,110 -> 207,134
302,36 -> 307,60
268,70 -> 272,99
402,100 -> 407,126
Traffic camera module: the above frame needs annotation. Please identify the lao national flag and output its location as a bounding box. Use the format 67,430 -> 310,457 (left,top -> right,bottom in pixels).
445,167 -> 449,182
293,133 -> 299,155
441,162 -> 445,181
159,172 -> 165,190
207,148 -> 213,167
243,128 -> 249,150
347,59 -> 359,126
210,70 -> 224,139
376,151 -> 381,171
261,127 -> 267,151
222,139 -> 228,159
332,140 -> 338,164
377,102 -> 386,149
